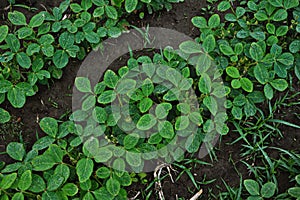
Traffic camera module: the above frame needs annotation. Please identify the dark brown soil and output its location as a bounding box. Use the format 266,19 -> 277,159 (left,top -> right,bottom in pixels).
0,0 -> 299,199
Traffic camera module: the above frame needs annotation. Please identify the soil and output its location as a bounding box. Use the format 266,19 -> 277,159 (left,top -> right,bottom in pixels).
0,0 -> 299,199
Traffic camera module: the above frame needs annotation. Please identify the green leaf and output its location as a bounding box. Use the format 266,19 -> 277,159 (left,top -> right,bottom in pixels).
255,10 -> 268,21
164,46 -> 175,61
28,174 -> 46,193
155,103 -> 172,119
27,43 -> 40,56
75,77 -> 92,93
62,183 -> 78,196
296,175 -> 300,185
82,95 -> 96,111
93,187 -> 114,200
276,26 -> 288,36
277,53 -> 294,66
289,40 -> 300,53
158,121 -> 175,139
12,193 -> 24,200
0,173 -> 17,189
105,6 -> 118,19
16,52 -> 31,69
42,191 -> 59,200
248,1 -> 258,11
137,114 -> 157,130
264,84 -> 274,100
250,43 -> 264,61
47,173 -> 64,191
288,187 -> 300,198
116,79 -> 136,94
148,133 -> 162,144
219,44 -> 235,56
270,79 -> 288,91
198,73 -> 211,94
185,132 -> 202,153
17,27 -> 33,39
225,13 -> 237,22
29,13 -> 45,28
124,133 -> 139,149
5,34 -> 20,52
7,87 -> 26,108
53,50 -> 69,68
0,108 -> 11,124
188,112 -> 203,126
203,96 -> 218,116
48,144 -> 65,163
203,34 -> 216,53
32,136 -> 55,151
70,3 -> 83,13
59,32 -> 75,49
8,11 -> 27,25
98,90 -> 117,104
261,182 -> 276,198
195,54 -> 211,75
240,78 -> 253,93
191,16 -> 207,28
269,0 -> 283,7
233,94 -> 247,107
70,110 -> 88,122
0,80 -> 12,93
284,0 -> 299,9
113,158 -> 125,173
254,64 -> 269,84
85,31 -> 100,44
93,107 -> 107,123
226,66 -> 240,78
94,82 -> 106,94
39,117 -> 58,138
266,23 -> 276,34
96,167 -> 111,179
251,32 -> 266,41
32,155 -> 56,171
177,103 -> 190,114
106,177 -> 120,196
94,147 -> 113,163
6,142 -> 25,162
208,14 -> 220,28
138,98 -> 153,113
76,158 -> 94,183
244,179 -> 260,196
104,70 -> 119,89
217,1 -> 231,11
125,151 -> 141,167
272,9 -> 288,21
18,170 -> 32,191
142,63 -> 155,78
0,25 -> 9,43
141,78 -> 154,96
93,7 -> 105,17
236,7 -> 246,18
175,116 -> 190,131
166,68 -> 181,87
179,41 -> 202,54
234,43 -> 244,55
125,0 -> 138,13
81,0 -> 93,10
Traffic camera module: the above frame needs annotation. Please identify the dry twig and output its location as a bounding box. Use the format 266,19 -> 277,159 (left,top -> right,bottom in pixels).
189,189 -> 203,200
128,191 -> 140,200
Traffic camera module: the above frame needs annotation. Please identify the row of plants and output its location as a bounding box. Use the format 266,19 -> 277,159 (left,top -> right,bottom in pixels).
0,40 -> 228,199
192,0 -> 300,120
0,0 -> 184,120
0,0 -> 300,199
